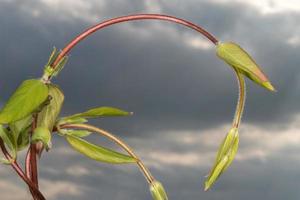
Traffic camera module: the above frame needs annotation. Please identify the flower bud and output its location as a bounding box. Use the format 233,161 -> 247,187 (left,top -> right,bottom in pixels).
150,180 -> 168,200
216,42 -> 275,91
205,127 -> 239,191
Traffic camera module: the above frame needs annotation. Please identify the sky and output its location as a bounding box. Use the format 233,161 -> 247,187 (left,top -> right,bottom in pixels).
0,0 -> 300,199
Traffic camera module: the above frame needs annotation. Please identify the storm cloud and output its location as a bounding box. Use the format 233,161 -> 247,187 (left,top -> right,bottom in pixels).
0,0 -> 300,199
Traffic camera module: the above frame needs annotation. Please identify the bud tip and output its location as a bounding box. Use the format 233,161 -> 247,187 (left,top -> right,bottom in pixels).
262,81 -> 276,92
204,182 -> 210,191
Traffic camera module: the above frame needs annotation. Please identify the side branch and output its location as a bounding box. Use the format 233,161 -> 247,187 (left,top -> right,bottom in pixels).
59,123 -> 155,184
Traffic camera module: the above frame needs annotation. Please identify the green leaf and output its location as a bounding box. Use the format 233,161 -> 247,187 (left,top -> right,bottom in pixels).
31,127 -> 52,151
0,158 -> 13,165
37,84 -> 64,131
0,79 -> 49,124
16,126 -> 30,151
150,181 -> 169,200
205,127 -> 239,191
59,129 -> 92,138
56,117 -> 87,126
9,116 -> 32,151
66,135 -> 137,164
65,107 -> 132,120
0,125 -> 16,160
216,42 -> 275,91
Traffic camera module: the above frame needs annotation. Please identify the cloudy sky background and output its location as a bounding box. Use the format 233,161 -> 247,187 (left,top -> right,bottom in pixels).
1,0 -> 300,199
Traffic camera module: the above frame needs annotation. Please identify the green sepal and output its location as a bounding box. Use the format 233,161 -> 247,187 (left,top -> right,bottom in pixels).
66,135 -> 137,164
31,127 -> 52,151
43,48 -> 68,79
205,127 -> 239,191
0,79 -> 49,124
150,180 -> 169,200
216,42 -> 275,91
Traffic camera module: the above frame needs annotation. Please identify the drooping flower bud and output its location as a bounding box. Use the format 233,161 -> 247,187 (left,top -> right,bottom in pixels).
150,180 -> 169,200
216,42 -> 275,91
205,127 -> 239,191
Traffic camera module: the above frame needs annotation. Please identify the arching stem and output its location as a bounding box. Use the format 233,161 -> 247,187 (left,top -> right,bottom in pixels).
50,14 -> 218,70
59,123 -> 155,184
232,69 -> 246,128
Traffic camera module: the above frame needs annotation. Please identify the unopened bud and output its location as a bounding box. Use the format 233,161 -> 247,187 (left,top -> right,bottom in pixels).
150,180 -> 168,200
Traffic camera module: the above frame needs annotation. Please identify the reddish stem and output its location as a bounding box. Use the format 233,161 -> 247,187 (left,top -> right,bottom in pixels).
31,115 -> 39,186
0,139 -> 45,200
25,147 -> 32,180
51,14 -> 218,67
25,114 -> 39,199
30,145 -> 38,187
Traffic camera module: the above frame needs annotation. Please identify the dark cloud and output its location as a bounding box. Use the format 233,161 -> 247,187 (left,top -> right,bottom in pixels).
0,0 -> 300,199
1,0 -> 299,136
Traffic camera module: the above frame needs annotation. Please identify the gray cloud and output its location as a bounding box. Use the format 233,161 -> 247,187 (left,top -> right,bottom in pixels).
1,0 -> 299,136
0,0 -> 300,199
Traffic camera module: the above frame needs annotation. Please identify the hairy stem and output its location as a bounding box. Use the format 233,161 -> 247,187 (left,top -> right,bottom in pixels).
232,69 -> 246,128
51,14 -> 218,69
0,139 -> 45,200
59,123 -> 155,184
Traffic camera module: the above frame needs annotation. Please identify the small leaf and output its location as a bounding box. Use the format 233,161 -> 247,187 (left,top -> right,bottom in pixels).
31,127 -> 52,151
150,180 -> 169,200
66,135 -> 137,164
60,129 -> 92,138
0,79 -> 49,124
56,117 -> 87,126
37,84 -> 64,130
0,125 -> 16,159
0,158 -> 13,165
205,127 -> 239,191
216,42 -> 275,91
65,107 -> 132,120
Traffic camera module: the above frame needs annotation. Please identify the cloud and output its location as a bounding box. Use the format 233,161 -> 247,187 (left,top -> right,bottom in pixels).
212,0 -> 300,14
1,115 -> 300,199
0,0 -> 300,199
1,0 -> 299,134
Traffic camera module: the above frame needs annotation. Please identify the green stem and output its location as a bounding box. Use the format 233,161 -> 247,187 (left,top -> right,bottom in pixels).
232,69 -> 246,128
59,123 -> 155,184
